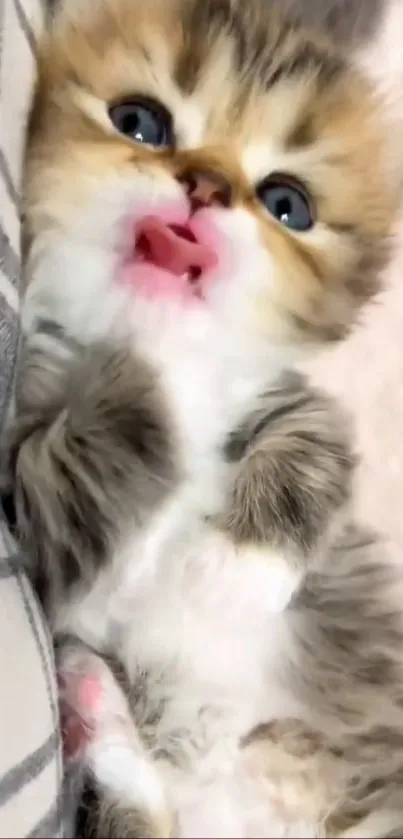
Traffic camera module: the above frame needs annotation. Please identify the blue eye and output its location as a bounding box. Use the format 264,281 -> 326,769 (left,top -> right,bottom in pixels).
109,98 -> 174,148
257,175 -> 314,232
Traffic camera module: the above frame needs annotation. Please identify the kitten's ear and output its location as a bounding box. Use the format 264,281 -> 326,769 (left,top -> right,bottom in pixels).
355,0 -> 403,203
46,0 -> 108,31
287,0 -> 403,206
47,0 -> 103,16
282,0 -> 387,48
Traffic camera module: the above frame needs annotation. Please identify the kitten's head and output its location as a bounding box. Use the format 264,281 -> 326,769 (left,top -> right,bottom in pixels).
24,0 -> 399,353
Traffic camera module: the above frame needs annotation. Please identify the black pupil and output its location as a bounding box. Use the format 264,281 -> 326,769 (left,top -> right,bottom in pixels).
259,181 -> 312,231
122,106 -> 159,144
121,110 -> 143,139
110,102 -> 170,147
276,196 -> 292,223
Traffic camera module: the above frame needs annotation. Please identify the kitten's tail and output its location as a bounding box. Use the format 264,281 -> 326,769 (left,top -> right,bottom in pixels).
5,324 -> 178,604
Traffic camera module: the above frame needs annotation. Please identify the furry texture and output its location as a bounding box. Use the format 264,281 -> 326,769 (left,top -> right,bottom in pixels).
222,370 -> 353,557
8,327 -> 179,607
282,0 -> 386,46
6,0 -> 403,836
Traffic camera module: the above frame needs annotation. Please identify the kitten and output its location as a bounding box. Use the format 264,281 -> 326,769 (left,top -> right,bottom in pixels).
6,0 -> 403,835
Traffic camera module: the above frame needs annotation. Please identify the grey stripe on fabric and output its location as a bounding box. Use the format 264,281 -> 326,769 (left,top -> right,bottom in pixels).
0,147 -> 20,212
0,730 -> 58,806
14,572 -> 63,823
16,573 -> 61,732
0,553 -> 21,579
0,299 -> 19,436
16,572 -> 59,726
0,504 -> 16,555
0,225 -> 20,287
27,794 -> 62,839
13,0 -> 37,57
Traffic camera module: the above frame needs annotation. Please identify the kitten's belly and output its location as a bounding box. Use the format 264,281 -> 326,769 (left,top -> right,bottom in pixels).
57,521 -> 300,755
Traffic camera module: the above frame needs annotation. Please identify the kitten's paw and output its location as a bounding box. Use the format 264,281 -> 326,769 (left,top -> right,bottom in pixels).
57,639 -> 173,838
57,640 -> 128,758
241,718 -> 341,835
223,371 -> 355,558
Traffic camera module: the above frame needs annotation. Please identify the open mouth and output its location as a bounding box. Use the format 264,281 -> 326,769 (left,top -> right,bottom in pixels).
123,215 -> 217,301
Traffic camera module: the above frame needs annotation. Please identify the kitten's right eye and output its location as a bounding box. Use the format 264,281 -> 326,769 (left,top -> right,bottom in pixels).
257,173 -> 314,232
108,98 -> 174,148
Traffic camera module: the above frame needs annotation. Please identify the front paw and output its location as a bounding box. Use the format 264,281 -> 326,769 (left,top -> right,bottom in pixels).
222,371 -> 355,556
57,639 -> 173,837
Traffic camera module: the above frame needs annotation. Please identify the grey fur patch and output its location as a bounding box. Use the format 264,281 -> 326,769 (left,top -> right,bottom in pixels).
287,525 -> 403,831
81,795 -> 173,839
177,0 -> 347,95
6,327 -> 180,609
223,371 -> 354,559
282,0 -> 386,46
238,525 -> 403,835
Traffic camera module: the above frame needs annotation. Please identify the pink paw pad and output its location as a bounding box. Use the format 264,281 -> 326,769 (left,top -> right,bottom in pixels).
77,675 -> 102,715
59,674 -> 102,759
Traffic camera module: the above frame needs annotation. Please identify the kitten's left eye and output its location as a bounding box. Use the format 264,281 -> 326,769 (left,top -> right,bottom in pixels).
257,174 -> 314,232
108,98 -> 174,148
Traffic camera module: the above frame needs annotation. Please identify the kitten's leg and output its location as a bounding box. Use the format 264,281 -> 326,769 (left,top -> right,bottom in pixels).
222,370 -> 354,593
242,717 -> 403,838
240,718 -> 345,836
58,639 -> 173,838
6,329 -> 179,610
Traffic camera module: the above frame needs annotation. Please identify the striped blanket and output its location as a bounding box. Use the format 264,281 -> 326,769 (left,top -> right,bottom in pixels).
0,1 -> 62,836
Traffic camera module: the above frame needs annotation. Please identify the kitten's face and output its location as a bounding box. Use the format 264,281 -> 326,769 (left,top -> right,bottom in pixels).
25,0 -> 397,350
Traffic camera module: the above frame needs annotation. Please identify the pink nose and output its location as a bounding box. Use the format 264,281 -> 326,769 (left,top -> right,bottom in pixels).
135,216 -> 217,276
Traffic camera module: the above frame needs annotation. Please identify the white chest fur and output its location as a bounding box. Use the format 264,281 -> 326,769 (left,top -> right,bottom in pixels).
57,494 -> 300,730
55,308 -> 301,757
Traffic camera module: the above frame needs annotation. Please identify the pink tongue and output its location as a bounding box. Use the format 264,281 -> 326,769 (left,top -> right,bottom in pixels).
135,215 -> 217,276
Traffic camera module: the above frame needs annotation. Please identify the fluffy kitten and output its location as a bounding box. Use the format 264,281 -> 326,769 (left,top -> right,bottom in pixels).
6,0 -> 403,835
